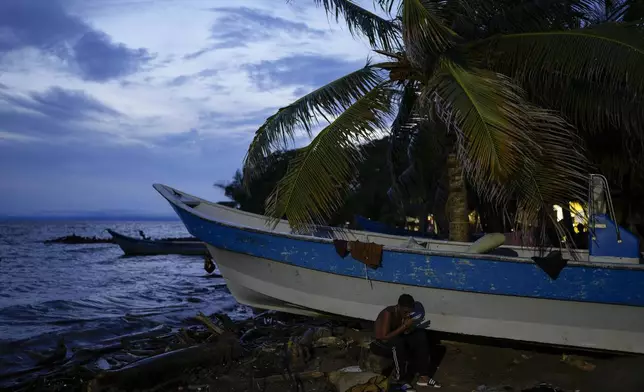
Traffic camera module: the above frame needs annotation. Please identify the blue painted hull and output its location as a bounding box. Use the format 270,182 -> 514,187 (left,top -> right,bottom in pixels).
153,183 -> 644,353
170,205 -> 644,308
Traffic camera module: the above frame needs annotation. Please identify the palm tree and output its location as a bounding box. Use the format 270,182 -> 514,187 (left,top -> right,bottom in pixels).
243,0 -> 644,247
216,150 -> 296,214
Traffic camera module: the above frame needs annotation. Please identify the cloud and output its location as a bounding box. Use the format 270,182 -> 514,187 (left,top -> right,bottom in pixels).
0,0 -> 86,52
0,0 -> 153,81
72,31 -> 154,81
0,86 -> 121,139
0,0 -> 378,215
165,68 -> 219,87
155,128 -> 200,147
244,54 -> 366,91
0,131 -> 40,143
192,109 -> 278,144
183,6 -> 326,60
167,75 -> 191,87
3,87 -> 121,120
210,6 -> 325,44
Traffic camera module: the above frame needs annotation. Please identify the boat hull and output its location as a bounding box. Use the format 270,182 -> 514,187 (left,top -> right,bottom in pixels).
210,245 -> 644,354
107,229 -> 207,256
153,183 -> 644,354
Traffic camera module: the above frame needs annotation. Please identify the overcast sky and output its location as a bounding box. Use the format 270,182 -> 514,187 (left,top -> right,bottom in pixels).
0,0 -> 375,216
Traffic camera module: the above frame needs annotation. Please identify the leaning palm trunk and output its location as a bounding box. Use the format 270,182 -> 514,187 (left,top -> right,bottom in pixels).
446,152 -> 469,242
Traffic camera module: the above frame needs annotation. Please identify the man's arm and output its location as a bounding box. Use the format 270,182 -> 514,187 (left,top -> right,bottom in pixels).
375,311 -> 413,341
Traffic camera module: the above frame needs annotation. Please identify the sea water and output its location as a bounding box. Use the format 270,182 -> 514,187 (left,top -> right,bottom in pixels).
0,220 -> 251,384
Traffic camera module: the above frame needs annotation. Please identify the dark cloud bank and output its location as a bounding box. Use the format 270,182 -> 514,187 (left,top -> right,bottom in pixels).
0,0 -> 153,81
0,86 -> 121,138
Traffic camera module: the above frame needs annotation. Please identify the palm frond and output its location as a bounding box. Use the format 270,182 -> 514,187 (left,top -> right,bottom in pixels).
418,0 -> 589,41
266,85 -> 395,229
243,64 -> 385,182
521,70 -> 644,138
389,118 -> 449,206
470,0 -> 588,34
373,52 -> 423,82
467,23 -> 644,94
425,60 -> 588,249
402,0 -> 457,66
425,61 -> 541,204
623,0 -> 644,21
374,0 -> 399,15
513,107 -> 589,250
312,0 -> 401,50
582,0 -> 639,23
387,82 -> 421,203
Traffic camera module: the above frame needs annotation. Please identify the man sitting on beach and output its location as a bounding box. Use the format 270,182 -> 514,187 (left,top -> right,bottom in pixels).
370,294 -> 441,389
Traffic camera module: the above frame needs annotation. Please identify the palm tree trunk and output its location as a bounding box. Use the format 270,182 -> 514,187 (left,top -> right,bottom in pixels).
419,203 -> 429,235
446,152 -> 469,242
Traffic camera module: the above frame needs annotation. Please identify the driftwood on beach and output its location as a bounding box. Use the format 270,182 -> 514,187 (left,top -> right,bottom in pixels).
87,337 -> 242,392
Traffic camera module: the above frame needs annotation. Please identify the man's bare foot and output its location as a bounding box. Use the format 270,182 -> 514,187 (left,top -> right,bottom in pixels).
416,376 -> 441,388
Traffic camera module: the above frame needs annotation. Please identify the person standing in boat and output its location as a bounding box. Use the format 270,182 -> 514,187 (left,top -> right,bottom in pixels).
139,230 -> 149,240
371,294 -> 441,389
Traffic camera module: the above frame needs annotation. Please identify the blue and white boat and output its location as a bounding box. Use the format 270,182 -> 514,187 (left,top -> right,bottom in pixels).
154,175 -> 644,354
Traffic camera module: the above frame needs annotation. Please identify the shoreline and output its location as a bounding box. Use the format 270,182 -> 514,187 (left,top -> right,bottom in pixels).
4,310 -> 644,392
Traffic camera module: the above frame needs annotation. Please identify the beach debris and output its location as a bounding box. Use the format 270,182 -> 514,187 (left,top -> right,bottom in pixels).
288,330 -> 314,369
474,383 -> 568,392
255,370 -> 326,383
213,313 -> 238,333
95,358 -> 110,370
25,338 -> 67,366
359,351 -> 394,374
252,310 -> 291,326
6,309 -> 614,392
522,384 -> 566,392
338,366 -> 363,373
561,354 -> 596,371
178,328 -> 196,346
473,386 -> 515,392
86,336 -> 242,392
328,371 -> 385,392
286,326 -> 336,369
194,312 -> 225,336
314,336 -> 345,348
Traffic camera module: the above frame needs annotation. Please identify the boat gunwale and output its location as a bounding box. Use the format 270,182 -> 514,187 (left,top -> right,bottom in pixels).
153,183 -> 644,271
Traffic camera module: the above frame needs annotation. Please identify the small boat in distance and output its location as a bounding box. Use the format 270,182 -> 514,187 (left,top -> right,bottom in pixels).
106,229 -> 207,256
